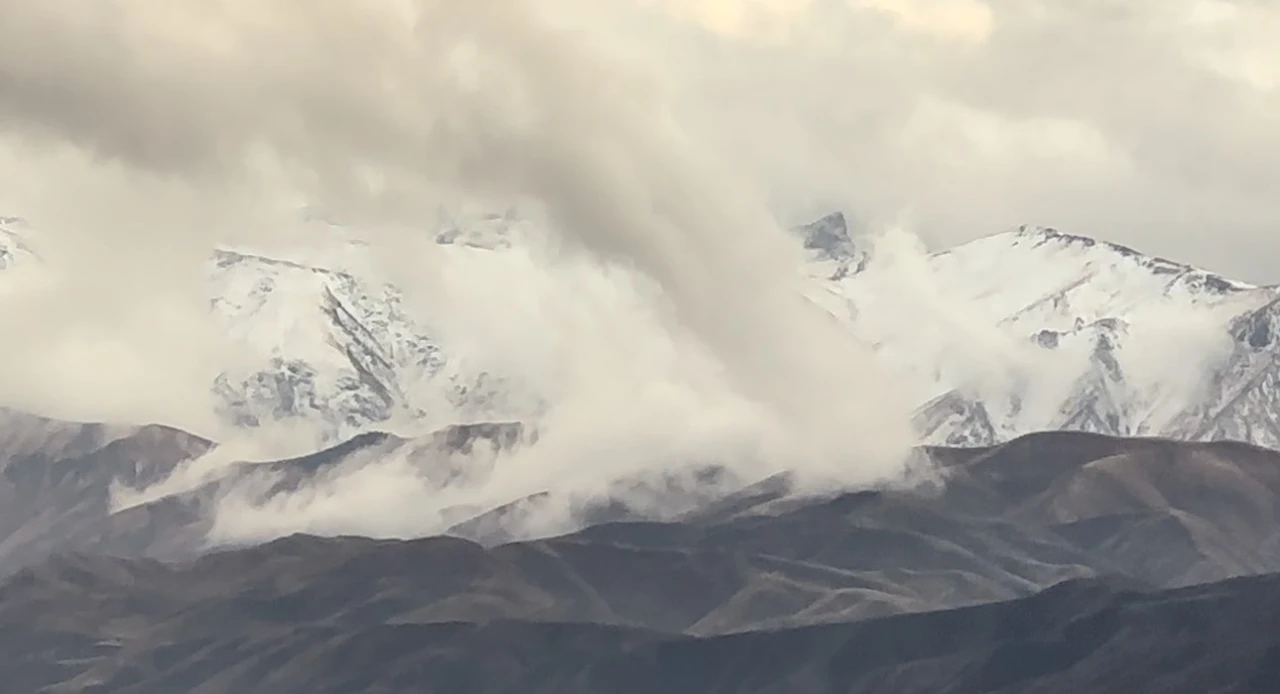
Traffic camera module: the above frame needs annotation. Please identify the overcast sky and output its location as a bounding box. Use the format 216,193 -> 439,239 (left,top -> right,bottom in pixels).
0,0 -> 926,467
0,0 -> 1276,281
590,0 -> 1280,282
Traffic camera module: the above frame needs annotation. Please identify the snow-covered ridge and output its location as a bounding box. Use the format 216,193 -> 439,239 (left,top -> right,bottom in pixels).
0,212 -> 509,442
3,210 -> 1280,452
209,246 -> 441,434
922,225 -> 1256,331
1008,225 -> 1251,291
207,241 -> 517,442
870,224 -> 1280,447
786,214 -> 1280,447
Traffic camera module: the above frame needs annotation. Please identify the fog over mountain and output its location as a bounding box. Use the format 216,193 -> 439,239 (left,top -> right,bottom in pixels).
0,0 -> 1277,439
0,1 -> 1278,691
0,0 -> 927,486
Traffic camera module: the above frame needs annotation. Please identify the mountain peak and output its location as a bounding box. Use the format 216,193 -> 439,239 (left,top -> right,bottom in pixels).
1004,224 -> 1252,294
795,212 -> 853,254
794,212 -> 867,281
1014,224 -> 1136,251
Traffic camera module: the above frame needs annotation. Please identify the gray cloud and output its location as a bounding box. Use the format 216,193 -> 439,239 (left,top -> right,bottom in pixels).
0,0 -> 916,485
2,1 -> 1275,279
613,0 -> 1280,282
939,1 -> 1279,268
0,0 -> 1274,539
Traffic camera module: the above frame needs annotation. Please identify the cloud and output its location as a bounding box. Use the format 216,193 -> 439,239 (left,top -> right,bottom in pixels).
643,0 -> 992,43
848,224 -> 1054,397
4,0 -> 1274,540
561,0 -> 1280,282
0,0 -> 920,540
855,0 -> 994,41
1115,299 -> 1238,432
202,381 -> 785,544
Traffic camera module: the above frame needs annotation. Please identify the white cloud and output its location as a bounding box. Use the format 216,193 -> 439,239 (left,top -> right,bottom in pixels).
0,0 -> 920,539
553,0 -> 1280,281
1,0 -> 1276,541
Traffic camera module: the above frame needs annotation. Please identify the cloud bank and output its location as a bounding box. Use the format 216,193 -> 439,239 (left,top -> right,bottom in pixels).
4,0 -> 1274,541
571,0 -> 1280,282
0,0 -> 922,536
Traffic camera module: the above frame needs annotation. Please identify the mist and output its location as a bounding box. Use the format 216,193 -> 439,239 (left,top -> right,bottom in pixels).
0,0 -> 933,543
612,0 -> 1280,283
5,0 -> 1272,543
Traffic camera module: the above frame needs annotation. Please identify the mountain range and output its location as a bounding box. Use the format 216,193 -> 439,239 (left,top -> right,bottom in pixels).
1,415 -> 1280,691
9,554 -> 1280,692
6,210 -> 1280,449
6,211 -> 1280,690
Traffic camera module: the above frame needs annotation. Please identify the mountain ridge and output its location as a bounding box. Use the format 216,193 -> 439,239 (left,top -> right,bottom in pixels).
1,404 -> 1280,690
4,530 -> 1280,692
2,211 -> 1279,450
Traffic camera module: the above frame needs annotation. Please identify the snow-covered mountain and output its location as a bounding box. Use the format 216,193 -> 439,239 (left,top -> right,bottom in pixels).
0,212 -> 520,442
208,247 -> 445,434
207,231 -> 530,441
796,216 -> 1280,448
2,209 -> 1280,451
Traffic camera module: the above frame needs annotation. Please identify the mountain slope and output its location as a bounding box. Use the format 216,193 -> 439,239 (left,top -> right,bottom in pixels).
4,540 -> 1280,692
821,221 -> 1280,446
208,248 -> 448,435
1,406 -> 1280,690
12,406 -> 1280,601
0,408 -> 212,573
